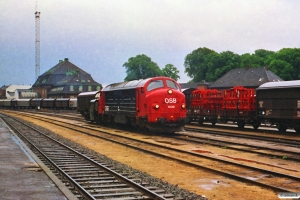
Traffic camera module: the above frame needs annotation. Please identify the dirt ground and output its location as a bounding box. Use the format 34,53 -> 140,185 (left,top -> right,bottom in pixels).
11,114 -> 283,200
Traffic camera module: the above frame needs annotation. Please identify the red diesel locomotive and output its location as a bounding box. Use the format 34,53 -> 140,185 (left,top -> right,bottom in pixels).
78,77 -> 187,133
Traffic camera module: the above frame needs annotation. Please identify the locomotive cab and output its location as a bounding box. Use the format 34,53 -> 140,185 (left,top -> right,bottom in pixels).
139,78 -> 187,132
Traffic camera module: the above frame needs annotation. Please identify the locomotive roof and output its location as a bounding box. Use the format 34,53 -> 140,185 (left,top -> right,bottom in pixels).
103,78 -> 152,91
103,77 -> 180,91
257,80 -> 300,90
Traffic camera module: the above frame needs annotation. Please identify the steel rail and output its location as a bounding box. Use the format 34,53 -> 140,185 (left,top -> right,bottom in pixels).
2,114 -> 168,200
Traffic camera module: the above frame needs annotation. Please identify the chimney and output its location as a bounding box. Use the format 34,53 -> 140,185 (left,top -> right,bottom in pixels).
265,65 -> 269,70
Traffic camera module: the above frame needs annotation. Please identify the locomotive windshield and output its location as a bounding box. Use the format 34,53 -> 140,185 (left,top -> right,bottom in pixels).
146,79 -> 180,91
147,80 -> 164,91
166,80 -> 180,91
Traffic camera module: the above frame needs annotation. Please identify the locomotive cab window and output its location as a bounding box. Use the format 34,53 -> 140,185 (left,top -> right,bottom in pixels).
166,80 -> 180,91
147,80 -> 164,91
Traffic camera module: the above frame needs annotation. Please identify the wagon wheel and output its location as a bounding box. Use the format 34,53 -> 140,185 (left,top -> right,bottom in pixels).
252,120 -> 261,130
294,126 -> 300,134
277,124 -> 287,133
237,120 -> 245,129
211,119 -> 217,126
185,117 -> 191,124
197,117 -> 204,125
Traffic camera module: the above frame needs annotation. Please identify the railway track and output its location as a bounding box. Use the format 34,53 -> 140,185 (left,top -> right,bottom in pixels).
18,110 -> 300,162
1,114 -> 199,200
176,127 -> 300,162
2,111 -> 300,193
185,125 -> 300,144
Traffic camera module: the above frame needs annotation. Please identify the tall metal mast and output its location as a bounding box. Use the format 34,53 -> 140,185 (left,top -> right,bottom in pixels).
35,1 -> 41,80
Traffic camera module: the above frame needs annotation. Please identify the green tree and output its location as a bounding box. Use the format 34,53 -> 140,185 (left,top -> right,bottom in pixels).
240,53 -> 263,68
265,48 -> 300,80
161,64 -> 180,81
206,51 -> 240,82
184,48 -> 240,82
123,54 -> 162,81
268,60 -> 293,80
184,47 -> 217,82
254,49 -> 275,61
184,47 -> 300,82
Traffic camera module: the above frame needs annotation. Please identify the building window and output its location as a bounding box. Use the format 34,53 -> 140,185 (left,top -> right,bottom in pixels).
70,85 -> 74,92
88,86 -> 92,91
96,85 -> 101,91
79,86 -> 83,92
50,87 -> 64,92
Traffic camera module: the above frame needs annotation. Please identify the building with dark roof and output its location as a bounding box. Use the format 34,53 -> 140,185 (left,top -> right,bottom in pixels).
209,67 -> 283,89
32,58 -> 102,98
179,80 -> 212,90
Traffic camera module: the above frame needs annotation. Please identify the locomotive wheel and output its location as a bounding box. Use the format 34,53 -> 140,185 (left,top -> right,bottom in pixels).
129,118 -> 137,128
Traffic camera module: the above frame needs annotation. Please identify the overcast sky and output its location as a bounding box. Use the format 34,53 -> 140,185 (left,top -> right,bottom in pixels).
1,0 -> 299,87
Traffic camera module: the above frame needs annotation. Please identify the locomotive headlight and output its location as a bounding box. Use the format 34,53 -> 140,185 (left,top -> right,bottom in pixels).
168,89 -> 173,94
181,104 -> 186,109
152,104 -> 159,109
